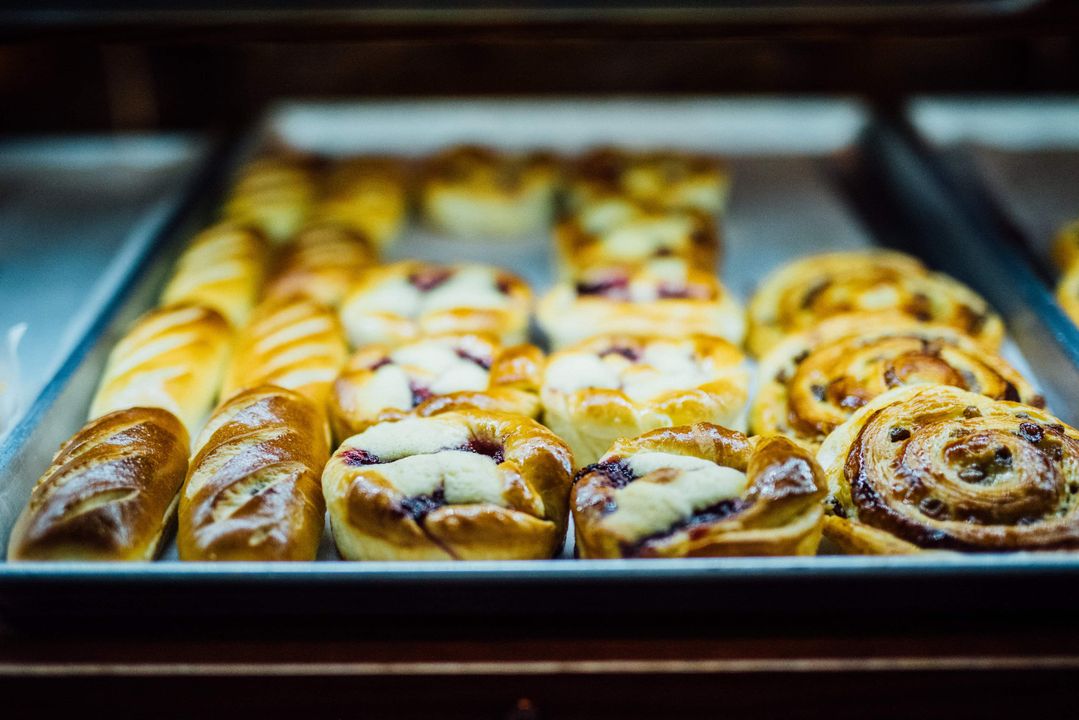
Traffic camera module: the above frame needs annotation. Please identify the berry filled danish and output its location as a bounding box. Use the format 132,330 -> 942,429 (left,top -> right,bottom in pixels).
329,333 -> 543,441
322,411 -> 573,560
818,384 -> 1079,553
540,334 -> 749,466
339,261 -> 532,348
572,423 -> 826,558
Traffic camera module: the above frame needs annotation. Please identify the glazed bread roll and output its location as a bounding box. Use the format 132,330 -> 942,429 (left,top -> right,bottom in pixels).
421,145 -> 559,238
746,251 -> 1004,358
1056,263 -> 1079,326
554,207 -> 719,278
573,423 -> 825,558
179,386 -> 329,561
160,221 -> 270,329
322,410 -> 574,561
818,384 -> 1079,553
222,296 -> 349,407
263,223 -> 377,308
1051,218 -> 1079,272
223,155 -> 316,244
7,408 -> 189,561
537,258 -> 745,349
312,156 -> 407,249
752,316 -> 1042,449
89,304 -> 233,435
339,261 -> 532,348
541,334 -> 749,467
329,333 -> 543,441
569,147 -> 731,216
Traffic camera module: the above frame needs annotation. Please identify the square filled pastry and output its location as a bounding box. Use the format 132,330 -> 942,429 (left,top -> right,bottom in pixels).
329,333 -> 544,441
321,411 -> 573,560
537,258 -> 745,348
554,206 -> 720,278
568,147 -> 730,216
572,423 -> 826,558
540,334 -> 749,466
420,145 -> 559,238
339,261 -> 532,348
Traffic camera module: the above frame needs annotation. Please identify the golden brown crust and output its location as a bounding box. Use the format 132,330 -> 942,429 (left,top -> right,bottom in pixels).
420,145 -> 559,238
179,386 -> 329,561
537,259 -> 745,349
746,251 -> 1004,358
554,207 -> 720,278
817,384 -> 1079,552
540,334 -> 749,467
751,316 -> 1042,449
1056,262 -> 1079,327
222,296 -> 349,407
89,303 -> 233,435
223,155 -> 317,244
322,410 -> 574,561
339,260 -> 532,348
263,223 -> 378,308
1051,219 -> 1079,272
160,222 -> 271,329
329,333 -> 543,441
7,408 -> 189,561
572,423 -> 826,558
821,515 -> 921,555
311,156 -> 408,249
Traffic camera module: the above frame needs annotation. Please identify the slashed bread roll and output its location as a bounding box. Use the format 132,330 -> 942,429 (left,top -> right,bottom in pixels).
89,304 -> 233,435
262,222 -> 377,308
313,156 -> 408,250
179,386 -> 330,561
223,155 -> 317,244
7,408 -> 189,561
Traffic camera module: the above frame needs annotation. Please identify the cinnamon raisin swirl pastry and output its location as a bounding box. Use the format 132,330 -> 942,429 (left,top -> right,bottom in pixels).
7,408 -> 189,561
817,384 -> 1079,553
421,145 -> 559,238
541,334 -> 749,466
339,261 -> 532,348
573,423 -> 825,558
322,411 -> 573,560
160,221 -> 270,329
312,156 -> 407,250
179,386 -> 330,561
222,297 -> 349,407
746,251 -> 1004,358
569,147 -> 730,216
537,258 -> 745,349
263,223 -> 377,308
752,316 -> 1042,448
329,333 -> 542,441
554,207 -> 719,278
223,155 -> 316,244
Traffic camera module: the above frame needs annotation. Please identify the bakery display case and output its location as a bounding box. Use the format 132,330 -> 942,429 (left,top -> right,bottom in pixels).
1,2 -> 1079,717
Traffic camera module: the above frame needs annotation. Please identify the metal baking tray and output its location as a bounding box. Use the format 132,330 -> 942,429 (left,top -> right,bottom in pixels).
3,98 -> 1079,625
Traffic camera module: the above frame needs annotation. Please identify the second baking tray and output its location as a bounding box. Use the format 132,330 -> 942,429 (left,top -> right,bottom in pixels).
3,98 -> 1079,624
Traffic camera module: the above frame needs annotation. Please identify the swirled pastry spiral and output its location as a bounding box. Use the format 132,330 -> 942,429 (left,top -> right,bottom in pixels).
222,297 -> 349,407
329,333 -> 542,441
322,411 -> 573,560
339,261 -> 532,348
537,258 -> 745,349
817,384 -> 1079,553
554,207 -> 720,278
179,386 -> 330,561
7,408 -> 189,561
89,304 -> 233,435
420,145 -> 559,238
263,223 -> 377,308
223,155 -> 316,244
752,316 -> 1042,448
573,423 -> 825,558
311,156 -> 407,249
568,147 -> 730,216
160,221 -> 270,329
746,251 -> 1003,358
541,334 -> 749,466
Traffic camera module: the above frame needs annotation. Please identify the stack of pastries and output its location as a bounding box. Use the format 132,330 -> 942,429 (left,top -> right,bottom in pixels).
9,142 -> 1077,565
